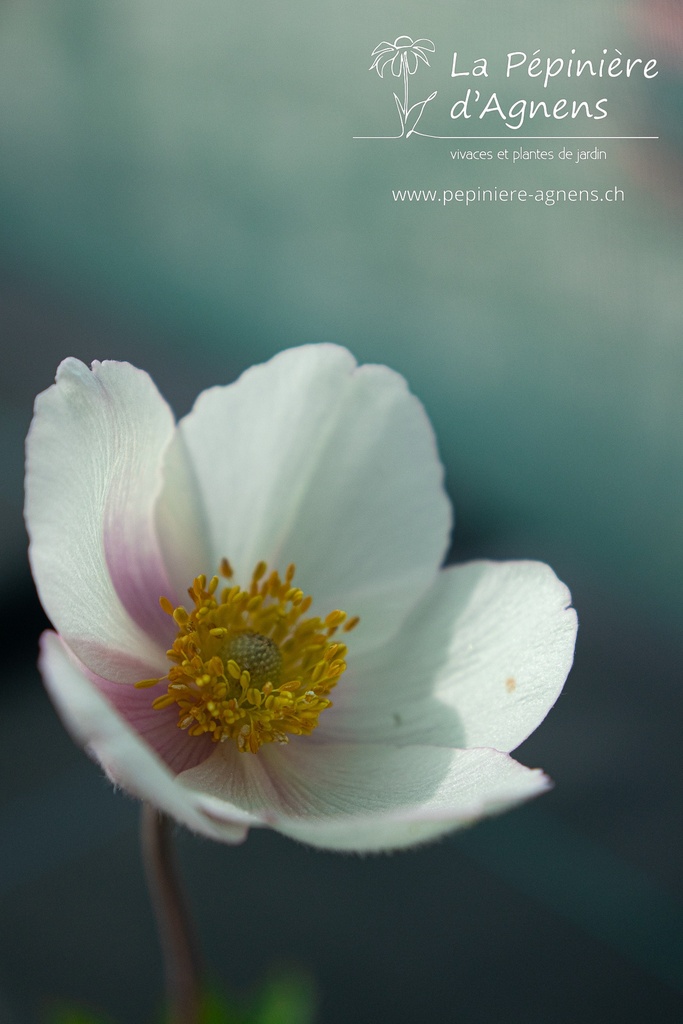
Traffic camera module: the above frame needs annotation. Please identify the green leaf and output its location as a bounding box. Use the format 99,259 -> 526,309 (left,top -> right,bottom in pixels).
46,970 -> 317,1024
46,1005 -> 115,1024
199,989 -> 247,1024
251,970 -> 317,1024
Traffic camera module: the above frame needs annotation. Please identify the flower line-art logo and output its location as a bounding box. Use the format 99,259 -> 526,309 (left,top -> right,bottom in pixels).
370,36 -> 437,138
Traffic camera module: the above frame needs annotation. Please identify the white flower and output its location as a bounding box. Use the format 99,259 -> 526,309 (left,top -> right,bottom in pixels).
25,346 -> 576,852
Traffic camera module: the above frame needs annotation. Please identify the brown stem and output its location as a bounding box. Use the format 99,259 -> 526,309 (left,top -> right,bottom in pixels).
141,804 -> 202,1024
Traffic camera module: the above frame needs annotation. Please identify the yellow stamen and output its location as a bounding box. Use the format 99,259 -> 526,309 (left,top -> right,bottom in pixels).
140,561 -> 358,754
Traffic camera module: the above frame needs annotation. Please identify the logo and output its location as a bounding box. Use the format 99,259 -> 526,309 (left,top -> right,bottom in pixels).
358,37 -> 660,140
369,36 -> 437,138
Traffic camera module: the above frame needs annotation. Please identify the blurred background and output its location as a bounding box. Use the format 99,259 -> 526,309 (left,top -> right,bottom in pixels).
1,0 -> 682,1021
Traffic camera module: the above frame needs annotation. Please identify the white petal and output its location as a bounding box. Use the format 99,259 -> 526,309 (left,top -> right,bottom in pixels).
26,360 -> 177,682
174,345 -> 451,655
179,740 -> 549,852
319,561 -> 576,754
39,632 -> 259,843
154,428 -> 213,600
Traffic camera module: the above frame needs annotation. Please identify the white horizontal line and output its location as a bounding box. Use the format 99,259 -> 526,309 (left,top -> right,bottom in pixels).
353,135 -> 659,140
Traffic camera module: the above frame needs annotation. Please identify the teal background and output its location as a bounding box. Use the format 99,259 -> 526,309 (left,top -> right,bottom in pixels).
0,0 -> 681,618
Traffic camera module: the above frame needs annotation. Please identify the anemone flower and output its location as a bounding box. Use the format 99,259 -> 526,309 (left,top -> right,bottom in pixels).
26,345 -> 576,852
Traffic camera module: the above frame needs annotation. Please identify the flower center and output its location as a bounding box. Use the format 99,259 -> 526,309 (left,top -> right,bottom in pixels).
223,632 -> 283,687
136,559 -> 358,754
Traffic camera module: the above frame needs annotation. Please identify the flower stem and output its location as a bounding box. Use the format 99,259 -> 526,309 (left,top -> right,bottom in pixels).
403,58 -> 409,123
141,804 -> 202,1024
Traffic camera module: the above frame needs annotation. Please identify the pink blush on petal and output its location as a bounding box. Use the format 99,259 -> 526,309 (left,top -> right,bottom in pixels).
93,675 -> 215,775
103,512 -> 179,650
